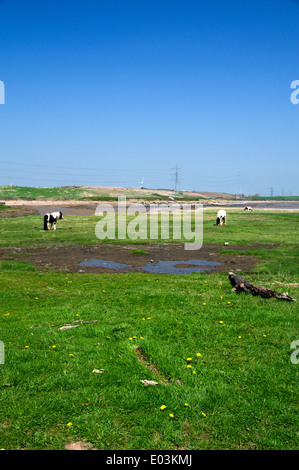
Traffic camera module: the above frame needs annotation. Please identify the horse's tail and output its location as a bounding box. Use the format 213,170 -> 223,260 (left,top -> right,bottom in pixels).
44,215 -> 48,230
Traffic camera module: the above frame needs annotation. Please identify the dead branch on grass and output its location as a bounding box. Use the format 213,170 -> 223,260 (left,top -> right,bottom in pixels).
228,272 -> 296,302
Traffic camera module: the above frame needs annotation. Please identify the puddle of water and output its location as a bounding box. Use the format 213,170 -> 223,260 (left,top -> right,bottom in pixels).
79,259 -> 131,270
138,259 -> 221,274
78,258 -> 221,274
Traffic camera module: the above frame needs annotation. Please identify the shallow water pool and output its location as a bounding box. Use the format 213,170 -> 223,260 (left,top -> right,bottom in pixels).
78,258 -> 221,274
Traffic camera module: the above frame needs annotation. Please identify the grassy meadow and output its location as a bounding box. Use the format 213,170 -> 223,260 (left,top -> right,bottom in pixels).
0,205 -> 298,450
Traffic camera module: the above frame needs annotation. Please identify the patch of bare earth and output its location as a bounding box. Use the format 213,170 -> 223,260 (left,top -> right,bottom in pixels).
135,346 -> 181,385
65,441 -> 95,450
0,242 -> 271,274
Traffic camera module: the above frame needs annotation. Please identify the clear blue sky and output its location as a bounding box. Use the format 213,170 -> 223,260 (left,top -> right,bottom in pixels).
0,0 -> 298,195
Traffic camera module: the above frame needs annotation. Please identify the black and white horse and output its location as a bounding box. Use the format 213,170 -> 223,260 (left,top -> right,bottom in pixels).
244,206 -> 253,211
216,209 -> 227,226
44,211 -> 63,230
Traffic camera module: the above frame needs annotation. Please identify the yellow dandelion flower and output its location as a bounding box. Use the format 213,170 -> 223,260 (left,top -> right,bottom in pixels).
187,357 -> 192,361
69,354 -> 74,357
147,317 -> 151,320
219,320 -> 224,324
169,413 -> 174,418
201,412 -> 206,417
128,337 -> 133,341
187,364 -> 192,368
132,336 -> 137,339
24,346 -> 29,349
160,405 -> 166,411
184,403 -> 189,407
193,370 -> 196,374
67,422 -> 72,427
196,353 -> 201,357
202,302 -> 206,306
263,334 -> 267,338
238,336 -> 242,339
140,336 -> 144,339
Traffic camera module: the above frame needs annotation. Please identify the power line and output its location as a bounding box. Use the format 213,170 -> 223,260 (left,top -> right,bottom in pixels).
174,165 -> 180,192
0,161 -> 268,195
0,159 -> 170,173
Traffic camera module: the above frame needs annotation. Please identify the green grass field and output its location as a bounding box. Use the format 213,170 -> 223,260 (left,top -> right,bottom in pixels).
0,207 -> 298,450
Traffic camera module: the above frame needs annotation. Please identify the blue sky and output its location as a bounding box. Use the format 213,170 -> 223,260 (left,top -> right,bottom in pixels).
0,0 -> 298,195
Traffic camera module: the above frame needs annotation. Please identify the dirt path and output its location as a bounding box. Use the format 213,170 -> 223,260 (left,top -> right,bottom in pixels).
2,200 -> 299,218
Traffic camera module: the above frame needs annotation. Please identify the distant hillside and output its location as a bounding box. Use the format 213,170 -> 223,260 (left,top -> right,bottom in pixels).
0,185 -> 235,201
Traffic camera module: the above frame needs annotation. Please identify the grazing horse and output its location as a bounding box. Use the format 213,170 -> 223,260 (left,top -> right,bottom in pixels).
244,206 -> 253,211
216,209 -> 227,226
44,211 -> 63,230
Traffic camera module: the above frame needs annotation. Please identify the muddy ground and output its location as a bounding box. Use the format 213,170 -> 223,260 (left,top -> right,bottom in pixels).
1,199 -> 299,218
0,203 -> 279,274
0,242 -> 272,274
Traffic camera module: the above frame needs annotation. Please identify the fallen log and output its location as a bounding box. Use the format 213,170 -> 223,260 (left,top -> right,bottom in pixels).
228,272 -> 296,302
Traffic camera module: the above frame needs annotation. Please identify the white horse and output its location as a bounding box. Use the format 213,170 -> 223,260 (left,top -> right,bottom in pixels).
44,211 -> 63,230
216,209 -> 227,226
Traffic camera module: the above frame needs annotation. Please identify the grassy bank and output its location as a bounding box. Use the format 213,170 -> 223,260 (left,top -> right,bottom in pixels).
0,209 -> 298,450
0,185 -> 202,201
247,196 -> 299,201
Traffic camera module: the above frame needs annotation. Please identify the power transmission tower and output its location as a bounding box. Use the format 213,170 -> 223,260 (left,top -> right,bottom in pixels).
174,165 -> 180,192
237,171 -> 242,196
175,165 -> 179,191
